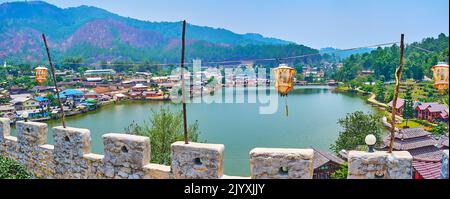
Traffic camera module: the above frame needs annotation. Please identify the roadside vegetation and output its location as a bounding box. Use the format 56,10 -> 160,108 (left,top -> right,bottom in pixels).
0,155 -> 33,179
125,106 -> 202,165
330,111 -> 383,154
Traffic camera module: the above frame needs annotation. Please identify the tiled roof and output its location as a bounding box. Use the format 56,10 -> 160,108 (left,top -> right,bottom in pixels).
388,98 -> 404,109
396,128 -> 431,139
428,104 -> 448,113
392,137 -> 437,151
437,136 -> 449,148
312,148 -> 345,169
34,97 -> 49,102
61,89 -> 84,96
412,160 -> 442,179
415,102 -> 438,110
408,146 -> 443,161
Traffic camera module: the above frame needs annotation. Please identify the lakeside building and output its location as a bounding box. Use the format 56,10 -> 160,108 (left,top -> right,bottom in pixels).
11,97 -> 38,111
312,148 -> 345,179
415,102 -> 448,122
122,79 -> 148,88
86,77 -> 103,82
0,105 -> 15,116
34,96 -> 50,110
382,128 -> 445,179
387,99 -> 449,123
84,69 -> 116,77
359,70 -> 375,76
387,98 -> 404,115
31,86 -> 55,93
131,84 -> 148,92
60,89 -> 84,103
84,91 -> 100,99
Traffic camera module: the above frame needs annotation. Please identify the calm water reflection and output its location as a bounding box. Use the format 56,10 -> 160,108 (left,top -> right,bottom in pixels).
12,86 -> 376,176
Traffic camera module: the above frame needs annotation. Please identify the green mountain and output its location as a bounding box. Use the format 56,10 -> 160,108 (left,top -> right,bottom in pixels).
0,1 -> 321,65
320,47 -> 374,60
333,33 -> 449,81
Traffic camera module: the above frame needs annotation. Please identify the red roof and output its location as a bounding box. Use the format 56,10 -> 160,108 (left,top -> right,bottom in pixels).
428,104 -> 448,113
388,98 -> 404,109
415,102 -> 439,111
412,160 -> 442,179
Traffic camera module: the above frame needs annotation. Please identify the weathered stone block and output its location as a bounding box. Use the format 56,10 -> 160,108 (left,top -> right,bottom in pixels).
53,126 -> 91,178
103,133 -> 150,169
249,148 -> 314,179
143,163 -> 172,179
442,150 -> 449,179
83,153 -> 105,179
16,121 -> 48,146
0,118 -> 11,140
171,141 -> 224,179
348,151 -> 412,179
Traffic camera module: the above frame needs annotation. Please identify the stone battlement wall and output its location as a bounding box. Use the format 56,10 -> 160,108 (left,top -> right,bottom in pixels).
0,118 -> 441,179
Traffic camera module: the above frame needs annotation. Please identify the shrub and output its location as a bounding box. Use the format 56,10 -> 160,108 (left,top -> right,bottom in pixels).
0,156 -> 33,179
125,106 -> 202,165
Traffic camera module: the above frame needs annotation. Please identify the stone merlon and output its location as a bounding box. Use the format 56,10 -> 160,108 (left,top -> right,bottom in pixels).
249,148 -> 314,179
348,151 -> 413,179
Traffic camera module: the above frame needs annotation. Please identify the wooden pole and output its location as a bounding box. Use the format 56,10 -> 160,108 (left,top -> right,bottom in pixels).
42,34 -> 66,128
388,34 -> 405,153
180,21 -> 188,144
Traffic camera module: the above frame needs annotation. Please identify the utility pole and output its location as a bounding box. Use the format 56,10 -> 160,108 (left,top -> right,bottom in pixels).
42,34 -> 66,128
388,34 -> 405,153
180,20 -> 188,144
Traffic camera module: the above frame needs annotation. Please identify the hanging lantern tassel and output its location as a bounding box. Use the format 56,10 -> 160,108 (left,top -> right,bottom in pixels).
285,97 -> 289,117
273,64 -> 296,117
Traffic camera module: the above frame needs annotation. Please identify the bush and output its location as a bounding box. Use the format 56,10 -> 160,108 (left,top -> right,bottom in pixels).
125,106 -> 202,165
330,111 -> 383,153
430,122 -> 449,136
331,163 -> 348,179
0,156 -> 33,179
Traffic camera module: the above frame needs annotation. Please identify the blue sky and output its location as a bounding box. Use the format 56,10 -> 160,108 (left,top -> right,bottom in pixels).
3,0 -> 449,48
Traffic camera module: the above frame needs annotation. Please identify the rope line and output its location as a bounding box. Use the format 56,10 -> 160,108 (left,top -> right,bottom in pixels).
45,41 -> 400,67
408,45 -> 434,54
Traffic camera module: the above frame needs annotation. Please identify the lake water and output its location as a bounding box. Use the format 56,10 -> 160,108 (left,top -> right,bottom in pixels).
11,86 -> 377,176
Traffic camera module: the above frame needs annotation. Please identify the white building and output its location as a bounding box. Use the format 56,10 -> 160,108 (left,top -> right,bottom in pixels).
84,69 -> 116,76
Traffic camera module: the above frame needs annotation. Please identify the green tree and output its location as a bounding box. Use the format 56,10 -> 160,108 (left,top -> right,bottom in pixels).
125,106 -> 202,165
330,111 -> 383,153
0,156 -> 33,179
374,81 -> 386,102
45,93 -> 60,107
402,86 -> 415,128
295,74 -> 304,81
331,163 -> 348,179
431,122 -> 449,136
348,79 -> 362,91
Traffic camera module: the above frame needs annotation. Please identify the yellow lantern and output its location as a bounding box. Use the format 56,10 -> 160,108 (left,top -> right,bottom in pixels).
34,66 -> 48,85
273,64 -> 296,96
431,62 -> 449,91
273,64 -> 296,116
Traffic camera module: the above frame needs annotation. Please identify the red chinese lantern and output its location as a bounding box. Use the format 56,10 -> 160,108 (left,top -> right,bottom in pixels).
273,64 -> 296,116
431,62 -> 449,91
34,66 -> 48,85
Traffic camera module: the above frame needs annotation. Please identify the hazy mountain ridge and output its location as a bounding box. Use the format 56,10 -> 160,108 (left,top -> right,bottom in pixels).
320,47 -> 374,60
0,1 -> 316,64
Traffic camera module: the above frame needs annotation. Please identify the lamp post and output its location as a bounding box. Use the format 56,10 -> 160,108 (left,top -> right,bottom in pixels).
365,134 -> 376,153
21,112 -> 29,122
